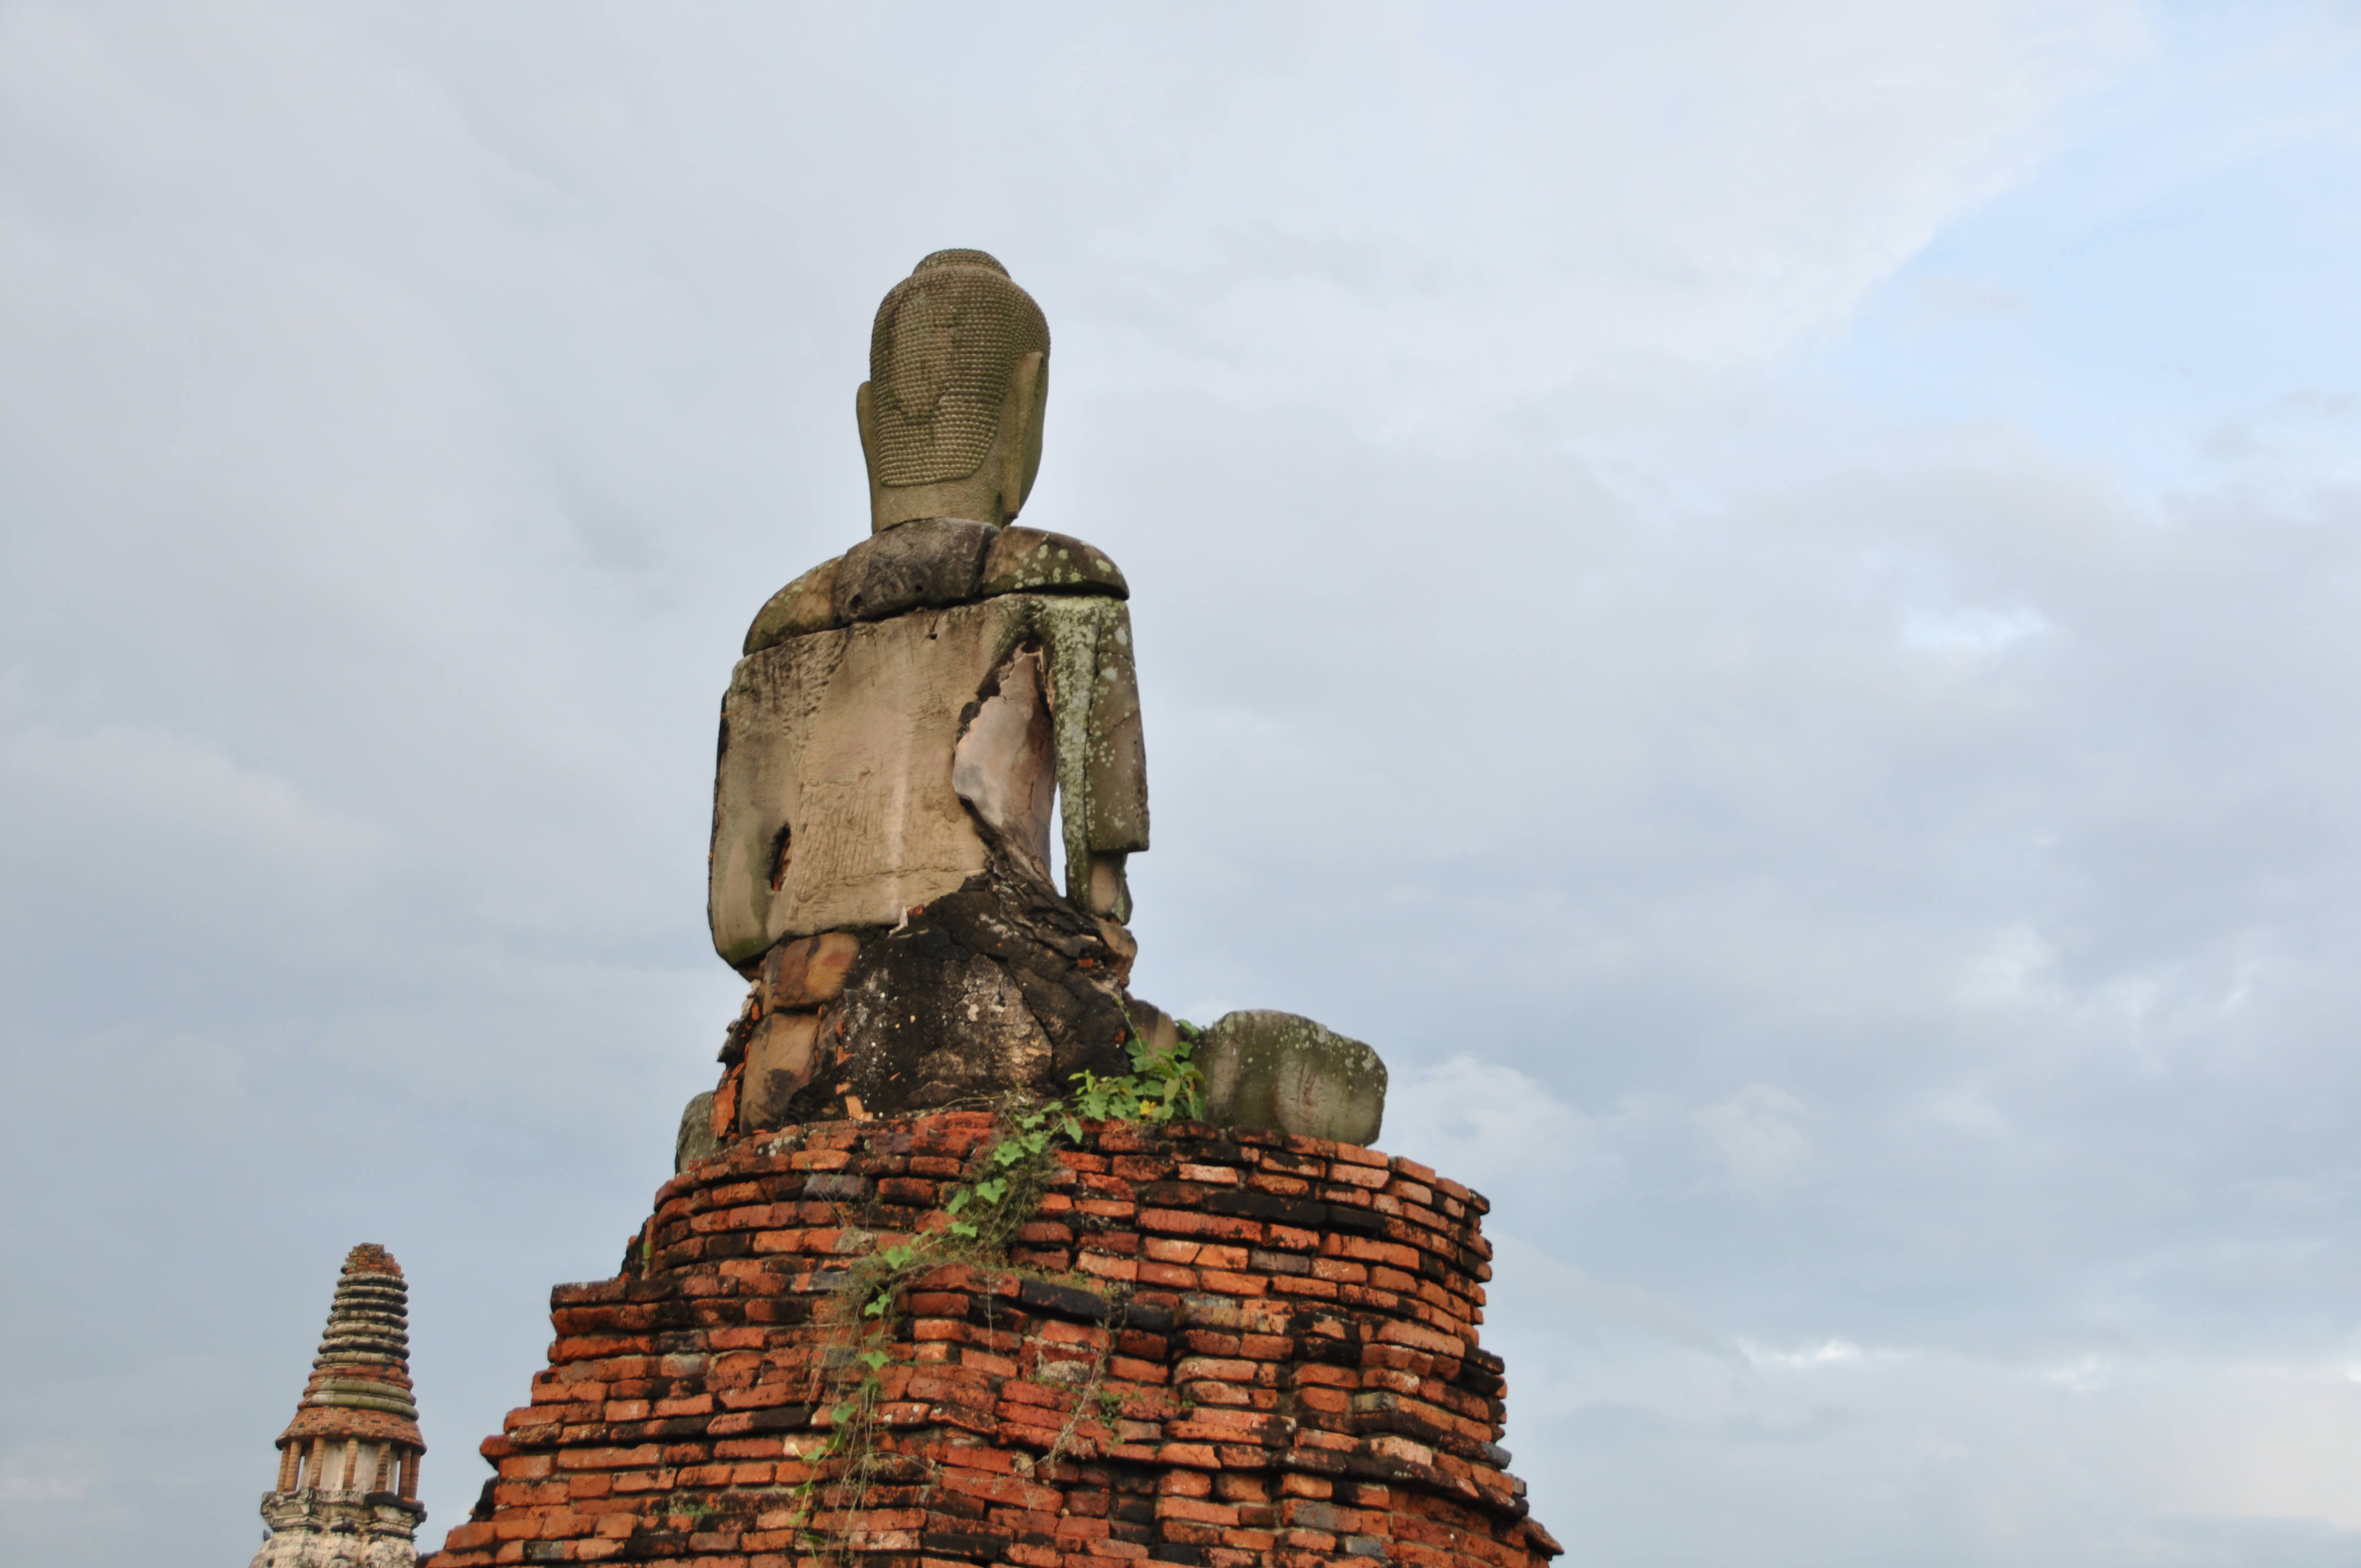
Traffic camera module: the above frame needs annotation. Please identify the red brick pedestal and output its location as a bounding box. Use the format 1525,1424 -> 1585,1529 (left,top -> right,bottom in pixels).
425,1113 -> 1559,1568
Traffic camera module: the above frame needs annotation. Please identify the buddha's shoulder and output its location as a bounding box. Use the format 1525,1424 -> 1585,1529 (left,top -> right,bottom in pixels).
977,525 -> 1128,598
743,521 -> 1129,657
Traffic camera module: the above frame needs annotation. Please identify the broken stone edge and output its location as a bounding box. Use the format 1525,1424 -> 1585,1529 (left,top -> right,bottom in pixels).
744,520 -> 1128,657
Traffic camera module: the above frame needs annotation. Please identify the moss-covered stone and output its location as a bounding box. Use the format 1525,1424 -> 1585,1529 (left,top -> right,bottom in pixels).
981,526 -> 1128,600
1197,1010 -> 1387,1145
674,1091 -> 719,1172
743,557 -> 842,655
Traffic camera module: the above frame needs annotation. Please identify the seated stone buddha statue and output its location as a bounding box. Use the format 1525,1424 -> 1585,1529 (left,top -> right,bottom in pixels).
701,251 -> 1152,1136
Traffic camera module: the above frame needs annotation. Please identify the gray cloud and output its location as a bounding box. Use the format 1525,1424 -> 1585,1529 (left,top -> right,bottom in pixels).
6,2 -> 2359,1565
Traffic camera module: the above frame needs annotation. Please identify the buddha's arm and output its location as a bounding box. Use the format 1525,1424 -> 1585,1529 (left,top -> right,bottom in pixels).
1040,596 -> 1149,923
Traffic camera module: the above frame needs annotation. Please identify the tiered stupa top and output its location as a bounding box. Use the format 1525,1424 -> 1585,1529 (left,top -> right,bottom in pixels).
274,1243 -> 426,1484
254,1244 -> 429,1568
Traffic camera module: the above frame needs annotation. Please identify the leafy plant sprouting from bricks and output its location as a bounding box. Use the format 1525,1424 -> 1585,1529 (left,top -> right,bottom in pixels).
786,1024 -> 1206,1562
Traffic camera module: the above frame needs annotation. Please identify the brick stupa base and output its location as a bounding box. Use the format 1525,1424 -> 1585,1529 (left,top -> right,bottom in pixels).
425,1112 -> 1559,1568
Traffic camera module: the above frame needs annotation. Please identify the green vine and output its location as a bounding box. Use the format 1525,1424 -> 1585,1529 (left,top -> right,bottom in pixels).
784,1027 -> 1205,1562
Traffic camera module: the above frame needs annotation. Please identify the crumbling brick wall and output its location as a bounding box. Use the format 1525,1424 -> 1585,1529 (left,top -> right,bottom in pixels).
425,1113 -> 1559,1568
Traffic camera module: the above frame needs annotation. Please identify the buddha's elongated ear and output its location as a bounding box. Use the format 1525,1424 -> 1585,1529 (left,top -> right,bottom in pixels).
998,351 -> 1047,521
855,380 -> 878,478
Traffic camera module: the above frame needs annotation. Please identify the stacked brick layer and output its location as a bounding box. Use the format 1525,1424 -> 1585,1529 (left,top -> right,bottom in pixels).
426,1114 -> 1560,1568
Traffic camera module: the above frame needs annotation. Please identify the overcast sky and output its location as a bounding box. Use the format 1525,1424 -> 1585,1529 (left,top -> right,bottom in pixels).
5,3 -> 2360,1565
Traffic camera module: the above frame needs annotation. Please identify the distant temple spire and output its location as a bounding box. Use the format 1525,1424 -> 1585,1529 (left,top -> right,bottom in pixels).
252,1244 -> 427,1568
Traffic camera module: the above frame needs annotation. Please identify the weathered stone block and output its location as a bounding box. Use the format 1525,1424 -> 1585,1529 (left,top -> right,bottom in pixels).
1124,998 -> 1180,1060
741,1012 -> 823,1133
709,594 -> 1148,963
831,517 -> 994,624
742,558 -> 842,655
981,526 -> 1129,600
675,1093 -> 719,1172
758,932 -> 862,1008
1196,1012 -> 1386,1145
818,864 -> 1134,1116
710,607 -> 1005,960
951,646 -> 1057,880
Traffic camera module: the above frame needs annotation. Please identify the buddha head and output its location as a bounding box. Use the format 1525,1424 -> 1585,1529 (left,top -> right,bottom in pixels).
857,249 -> 1051,534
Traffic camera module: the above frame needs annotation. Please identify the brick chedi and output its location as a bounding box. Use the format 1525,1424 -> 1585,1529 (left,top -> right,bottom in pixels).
255,1243 -> 429,1567
423,1113 -> 1559,1568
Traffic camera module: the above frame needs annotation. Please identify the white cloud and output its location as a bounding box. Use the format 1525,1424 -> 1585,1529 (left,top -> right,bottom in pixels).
1383,1054 -> 1620,1198
1900,605 -> 2052,655
1488,1232 -> 1741,1360
0,1449 -> 97,1507
1697,1085 -> 1816,1192
1,722 -> 380,871
1744,1336 -> 1877,1370
1957,924 -> 2055,1010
